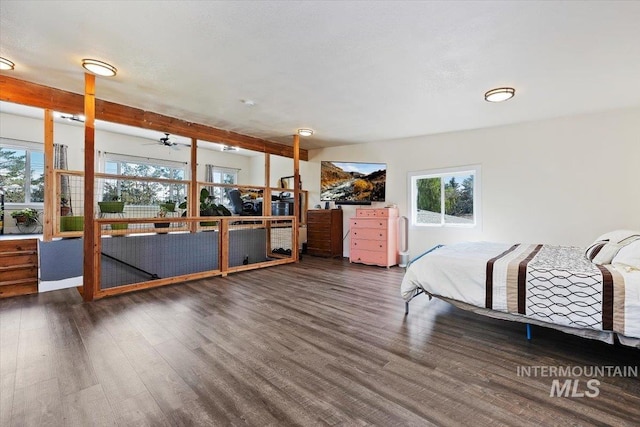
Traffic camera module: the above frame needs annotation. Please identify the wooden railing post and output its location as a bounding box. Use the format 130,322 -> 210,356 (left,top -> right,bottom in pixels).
93,218 -> 102,297
293,134 -> 300,262
189,138 -> 198,233
43,109 -> 54,241
264,153 -> 272,254
220,218 -> 229,276
82,72 -> 96,302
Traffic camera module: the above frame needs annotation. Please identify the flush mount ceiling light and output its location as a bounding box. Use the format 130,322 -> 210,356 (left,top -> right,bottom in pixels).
297,128 -> 314,137
0,57 -> 15,70
81,59 -> 117,77
55,112 -> 85,122
484,87 -> 515,102
61,114 -> 85,122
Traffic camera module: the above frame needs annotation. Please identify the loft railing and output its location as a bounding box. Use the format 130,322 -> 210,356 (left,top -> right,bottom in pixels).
89,216 -> 297,299
53,170 -> 307,238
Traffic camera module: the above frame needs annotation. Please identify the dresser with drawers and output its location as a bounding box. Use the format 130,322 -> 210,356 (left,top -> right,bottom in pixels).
349,207 -> 399,268
307,209 -> 343,258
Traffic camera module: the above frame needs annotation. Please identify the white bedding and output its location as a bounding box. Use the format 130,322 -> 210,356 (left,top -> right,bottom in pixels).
401,241 -> 640,341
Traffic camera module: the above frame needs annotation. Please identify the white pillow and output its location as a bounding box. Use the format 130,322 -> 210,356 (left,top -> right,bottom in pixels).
585,241 -> 607,261
595,229 -> 640,241
585,230 -> 640,264
613,240 -> 640,272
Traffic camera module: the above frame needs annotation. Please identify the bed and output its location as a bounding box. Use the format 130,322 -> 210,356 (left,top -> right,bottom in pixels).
401,231 -> 640,347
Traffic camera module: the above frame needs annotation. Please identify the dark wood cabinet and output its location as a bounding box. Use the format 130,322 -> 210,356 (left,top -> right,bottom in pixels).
307,209 -> 343,258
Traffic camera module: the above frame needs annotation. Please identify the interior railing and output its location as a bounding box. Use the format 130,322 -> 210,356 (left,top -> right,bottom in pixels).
50,170 -> 301,299
90,216 -> 297,299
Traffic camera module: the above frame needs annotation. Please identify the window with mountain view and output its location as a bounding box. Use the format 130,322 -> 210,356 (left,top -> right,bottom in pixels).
409,165 -> 480,227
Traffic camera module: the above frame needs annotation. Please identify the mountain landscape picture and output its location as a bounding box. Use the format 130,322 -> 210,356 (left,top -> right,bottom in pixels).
320,161 -> 386,203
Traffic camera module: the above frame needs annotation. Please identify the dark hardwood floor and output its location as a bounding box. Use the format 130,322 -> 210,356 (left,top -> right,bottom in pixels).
1,257 -> 639,426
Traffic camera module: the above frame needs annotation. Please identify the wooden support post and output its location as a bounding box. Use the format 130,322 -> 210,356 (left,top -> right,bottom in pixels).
264,153 -> 272,254
293,134 -> 300,262
43,109 -> 54,241
190,138 -> 198,233
82,73 -> 96,302
93,217 -> 102,298
220,218 -> 229,276
263,153 -> 271,216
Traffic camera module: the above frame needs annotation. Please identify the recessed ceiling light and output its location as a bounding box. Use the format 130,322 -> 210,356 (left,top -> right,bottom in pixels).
0,57 -> 15,71
484,87 -> 515,102
297,128 -> 314,137
82,59 -> 117,77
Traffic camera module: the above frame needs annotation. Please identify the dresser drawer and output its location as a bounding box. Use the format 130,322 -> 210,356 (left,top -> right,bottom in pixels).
350,218 -> 387,229
307,243 -> 331,253
350,249 -> 389,266
307,223 -> 331,234
351,238 -> 386,252
355,208 -> 398,218
307,209 -> 343,258
308,247 -> 332,257
351,227 -> 387,241
307,231 -> 331,244
307,217 -> 332,226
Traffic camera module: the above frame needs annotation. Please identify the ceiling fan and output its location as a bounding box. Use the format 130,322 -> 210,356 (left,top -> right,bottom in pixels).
158,133 -> 179,147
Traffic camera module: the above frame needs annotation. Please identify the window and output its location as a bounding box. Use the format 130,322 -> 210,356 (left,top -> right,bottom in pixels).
0,140 -> 44,204
103,154 -> 187,205
409,165 -> 480,227
210,166 -> 238,206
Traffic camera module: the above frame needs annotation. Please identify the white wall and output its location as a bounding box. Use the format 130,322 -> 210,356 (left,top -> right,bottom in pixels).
249,153 -> 315,203
303,107 -> 640,257
248,153 -> 305,189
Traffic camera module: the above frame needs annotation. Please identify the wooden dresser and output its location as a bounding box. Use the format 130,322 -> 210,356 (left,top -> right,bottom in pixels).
349,208 -> 399,268
307,209 -> 343,258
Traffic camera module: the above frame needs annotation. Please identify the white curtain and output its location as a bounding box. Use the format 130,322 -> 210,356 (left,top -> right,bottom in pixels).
205,164 -> 215,198
54,144 -> 71,214
94,150 -> 106,206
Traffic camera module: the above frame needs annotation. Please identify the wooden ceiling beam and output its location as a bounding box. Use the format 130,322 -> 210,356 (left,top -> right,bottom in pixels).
0,75 -> 308,160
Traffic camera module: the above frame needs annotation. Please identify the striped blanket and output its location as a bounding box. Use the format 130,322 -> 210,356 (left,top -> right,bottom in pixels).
401,242 -> 640,339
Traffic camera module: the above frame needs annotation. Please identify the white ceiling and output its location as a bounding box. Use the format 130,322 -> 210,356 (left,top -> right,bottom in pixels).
1,1 -> 640,150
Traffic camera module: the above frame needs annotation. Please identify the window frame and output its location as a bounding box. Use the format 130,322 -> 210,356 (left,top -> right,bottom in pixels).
0,138 -> 45,207
210,166 -> 239,207
408,164 -> 481,229
210,166 -> 238,185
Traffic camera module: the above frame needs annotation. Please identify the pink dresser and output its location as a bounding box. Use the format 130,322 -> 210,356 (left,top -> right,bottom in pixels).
349,208 -> 399,268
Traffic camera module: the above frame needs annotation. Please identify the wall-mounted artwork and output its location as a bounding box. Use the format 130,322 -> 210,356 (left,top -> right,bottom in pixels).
279,176 -> 294,189
320,161 -> 386,205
